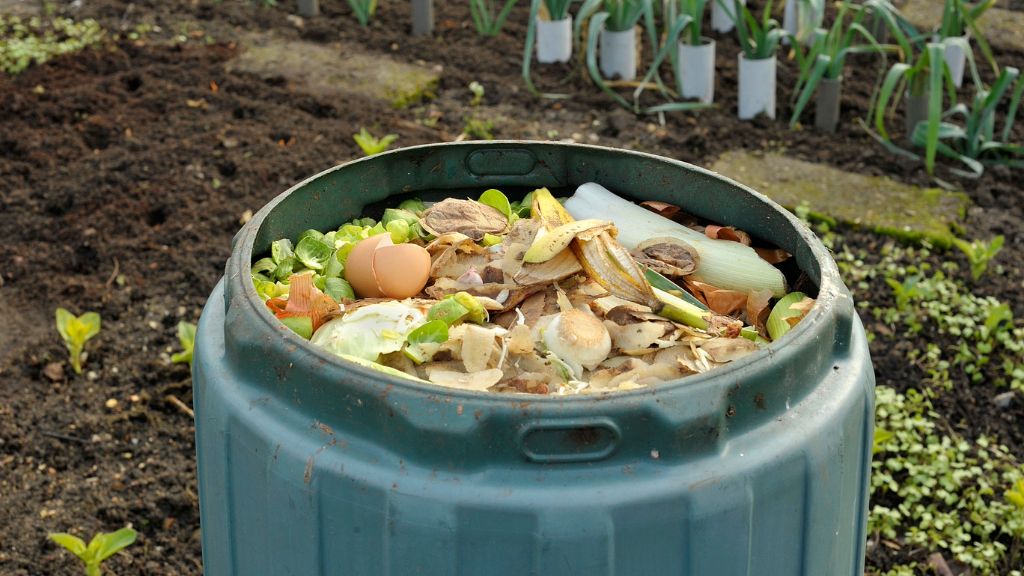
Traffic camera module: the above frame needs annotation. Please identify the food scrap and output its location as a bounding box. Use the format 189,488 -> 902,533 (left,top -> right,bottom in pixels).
250,184 -> 814,394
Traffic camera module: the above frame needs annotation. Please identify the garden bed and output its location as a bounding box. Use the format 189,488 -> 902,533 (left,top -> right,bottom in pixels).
1,0 -> 1022,574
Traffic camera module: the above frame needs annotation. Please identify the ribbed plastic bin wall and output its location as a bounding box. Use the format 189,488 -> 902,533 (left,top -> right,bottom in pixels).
193,142 -> 875,576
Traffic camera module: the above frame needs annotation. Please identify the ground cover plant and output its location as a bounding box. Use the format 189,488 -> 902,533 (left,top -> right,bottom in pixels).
1,0 -> 1023,574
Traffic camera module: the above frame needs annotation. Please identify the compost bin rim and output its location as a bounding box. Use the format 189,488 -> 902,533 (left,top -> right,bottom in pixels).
229,141 -> 852,404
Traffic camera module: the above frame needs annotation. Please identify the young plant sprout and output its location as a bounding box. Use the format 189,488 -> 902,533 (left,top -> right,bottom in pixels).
49,527 -> 137,576
470,0 -> 519,36
352,128 -> 398,156
171,321 -> 197,367
345,0 -> 378,26
251,183 -> 814,395
55,308 -> 101,375
732,0 -> 786,61
907,67 -> 1024,177
953,235 -> 1005,282
788,0 -> 893,130
468,81 -> 485,106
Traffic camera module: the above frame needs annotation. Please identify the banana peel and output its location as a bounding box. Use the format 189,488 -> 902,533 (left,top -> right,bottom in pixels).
531,188 -> 661,311
530,188 -> 744,338
523,219 -> 615,263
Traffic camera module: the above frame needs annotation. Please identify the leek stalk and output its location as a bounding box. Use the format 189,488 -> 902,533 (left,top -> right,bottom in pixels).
564,183 -> 788,296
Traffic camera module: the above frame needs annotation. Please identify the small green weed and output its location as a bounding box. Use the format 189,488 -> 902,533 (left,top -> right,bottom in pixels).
953,235 -> 1004,281
838,241 -> 1024,392
55,308 -> 101,375
353,128 -> 398,156
49,527 -> 137,576
0,15 -> 105,75
871,386 -> 1024,574
171,321 -> 196,367
462,118 -> 495,140
468,81 -> 485,107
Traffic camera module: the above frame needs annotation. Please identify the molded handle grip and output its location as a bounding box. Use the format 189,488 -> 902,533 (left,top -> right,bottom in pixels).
516,418 -> 621,464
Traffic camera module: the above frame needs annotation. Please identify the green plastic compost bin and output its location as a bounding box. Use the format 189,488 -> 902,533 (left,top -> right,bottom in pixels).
193,142 -> 875,576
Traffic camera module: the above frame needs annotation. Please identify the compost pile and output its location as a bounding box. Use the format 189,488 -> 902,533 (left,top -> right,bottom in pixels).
251,183 -> 814,394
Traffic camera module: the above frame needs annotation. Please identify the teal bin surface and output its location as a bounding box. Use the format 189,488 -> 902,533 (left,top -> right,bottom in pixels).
193,142 -> 875,576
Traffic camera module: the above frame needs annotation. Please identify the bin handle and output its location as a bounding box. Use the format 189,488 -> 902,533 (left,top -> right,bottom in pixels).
516,418 -> 621,464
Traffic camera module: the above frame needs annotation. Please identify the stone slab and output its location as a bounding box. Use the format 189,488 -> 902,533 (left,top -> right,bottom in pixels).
228,33 -> 439,109
710,150 -> 968,246
0,0 -> 41,16
899,0 -> 1024,52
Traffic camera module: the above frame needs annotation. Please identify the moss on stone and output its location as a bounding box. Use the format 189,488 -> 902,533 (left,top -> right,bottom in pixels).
711,151 -> 969,248
229,33 -> 439,109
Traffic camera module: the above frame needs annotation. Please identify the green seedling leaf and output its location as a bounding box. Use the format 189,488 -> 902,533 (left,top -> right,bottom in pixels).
50,527 -> 136,576
953,235 -> 1004,281
478,189 -> 514,221
766,292 -> 813,342
1007,479 -> 1024,509
295,236 -> 334,271
404,319 -> 449,364
49,533 -> 87,557
353,127 -> 398,156
171,321 -> 196,367
872,427 -> 895,455
91,527 -> 138,562
55,308 -> 101,375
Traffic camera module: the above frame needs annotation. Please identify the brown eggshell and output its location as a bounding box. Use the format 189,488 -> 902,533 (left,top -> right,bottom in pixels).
344,234 -> 389,298
372,243 -> 431,299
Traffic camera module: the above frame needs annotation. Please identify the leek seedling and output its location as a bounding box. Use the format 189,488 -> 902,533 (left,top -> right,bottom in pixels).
673,0 -> 708,46
603,0 -> 644,32
353,128 -> 398,156
789,1 -> 893,128
470,0 -> 519,36
49,527 -> 137,576
55,308 -> 101,375
938,0 -> 997,76
731,0 -> 786,60
580,0 -> 711,113
346,0 -> 378,26
543,0 -> 574,19
908,67 -> 1024,177
871,40 -> 964,175
564,183 -> 788,296
522,0 -> 581,99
